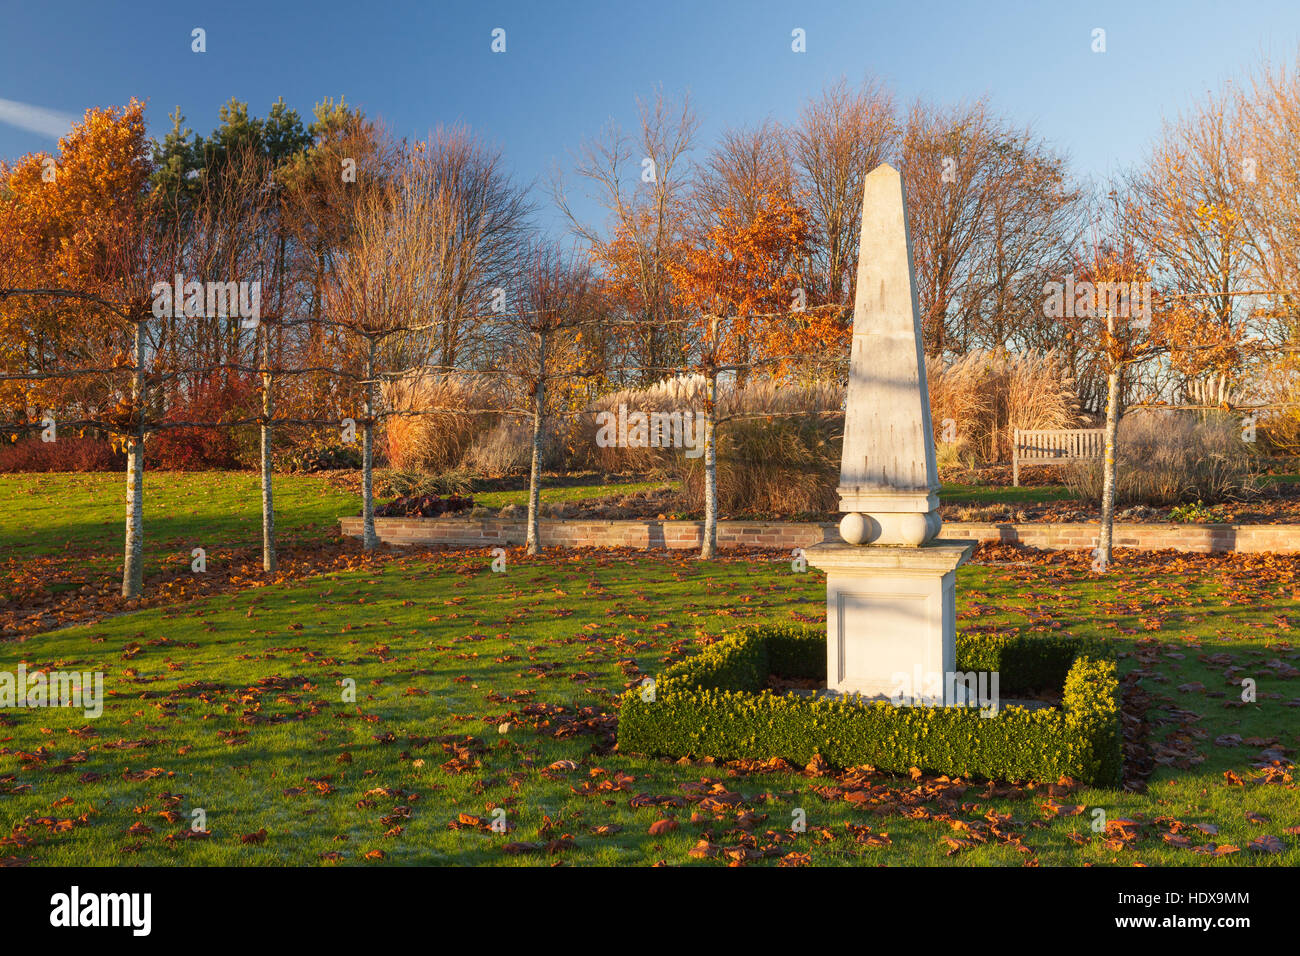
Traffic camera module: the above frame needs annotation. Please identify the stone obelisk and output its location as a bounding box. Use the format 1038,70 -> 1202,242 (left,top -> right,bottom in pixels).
806,164 -> 975,705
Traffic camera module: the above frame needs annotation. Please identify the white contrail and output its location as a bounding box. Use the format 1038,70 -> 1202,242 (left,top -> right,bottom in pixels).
0,98 -> 77,138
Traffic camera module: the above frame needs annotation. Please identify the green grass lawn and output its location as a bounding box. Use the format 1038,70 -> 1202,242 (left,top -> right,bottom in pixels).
0,470 -> 1083,560
2,472 -> 1297,867
940,483 -> 1076,506
2,544 -> 1297,865
13,466 -> 1299,573
0,472 -> 355,570
473,480 -> 672,509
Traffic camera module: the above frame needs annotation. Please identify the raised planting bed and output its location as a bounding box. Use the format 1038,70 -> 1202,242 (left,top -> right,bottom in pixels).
617,624 -> 1122,787
373,493 -> 475,517
339,515 -> 1300,554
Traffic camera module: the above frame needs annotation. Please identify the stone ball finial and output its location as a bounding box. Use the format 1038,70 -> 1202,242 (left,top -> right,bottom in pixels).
897,513 -> 929,547
839,510 -> 942,547
839,512 -> 870,545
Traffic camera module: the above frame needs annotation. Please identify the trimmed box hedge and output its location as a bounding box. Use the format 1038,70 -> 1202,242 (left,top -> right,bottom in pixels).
617,624 -> 1121,786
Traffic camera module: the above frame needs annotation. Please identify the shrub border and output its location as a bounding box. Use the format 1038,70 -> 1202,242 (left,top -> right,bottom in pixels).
617,624 -> 1121,786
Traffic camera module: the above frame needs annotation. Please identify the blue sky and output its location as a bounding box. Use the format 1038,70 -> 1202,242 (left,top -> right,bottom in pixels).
2,0 -> 1298,234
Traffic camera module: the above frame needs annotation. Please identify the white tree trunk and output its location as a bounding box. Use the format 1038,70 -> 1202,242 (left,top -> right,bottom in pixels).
700,372 -> 718,560
122,318 -> 146,598
1097,366 -> 1121,569
526,329 -> 547,556
361,338 -> 378,550
260,339 -> 276,572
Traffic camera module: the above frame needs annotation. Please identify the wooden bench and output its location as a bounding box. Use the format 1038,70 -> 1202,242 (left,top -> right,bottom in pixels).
1012,428 -> 1104,486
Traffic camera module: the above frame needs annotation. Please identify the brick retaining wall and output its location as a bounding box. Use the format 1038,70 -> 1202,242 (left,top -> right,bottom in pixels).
338,516 -> 1300,555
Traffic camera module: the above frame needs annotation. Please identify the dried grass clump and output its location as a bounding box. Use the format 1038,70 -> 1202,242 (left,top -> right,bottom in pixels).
1067,409 -> 1261,506
382,373 -> 505,473
927,349 -> 1080,464
462,415 -> 565,476
679,378 -> 844,516
578,375 -> 844,514
578,374 -> 712,474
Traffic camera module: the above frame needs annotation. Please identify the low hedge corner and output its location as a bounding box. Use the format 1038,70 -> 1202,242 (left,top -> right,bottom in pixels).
617,624 -> 1121,787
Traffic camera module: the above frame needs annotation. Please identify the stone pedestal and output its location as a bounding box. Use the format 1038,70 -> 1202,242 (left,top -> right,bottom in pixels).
807,541 -> 975,704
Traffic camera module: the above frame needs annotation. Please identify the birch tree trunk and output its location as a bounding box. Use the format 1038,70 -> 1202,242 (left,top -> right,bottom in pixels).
361,337 -> 378,550
700,372 -> 718,560
526,328 -> 548,556
260,322 -> 276,572
1097,315 -> 1121,569
122,317 -> 146,598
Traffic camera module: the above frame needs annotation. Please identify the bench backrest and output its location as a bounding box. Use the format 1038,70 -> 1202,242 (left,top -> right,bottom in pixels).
1013,428 -> 1104,461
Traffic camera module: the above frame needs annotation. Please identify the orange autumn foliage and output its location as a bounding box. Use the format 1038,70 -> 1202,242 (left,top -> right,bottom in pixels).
0,100 -> 153,416
2,99 -> 151,291
668,192 -> 840,378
